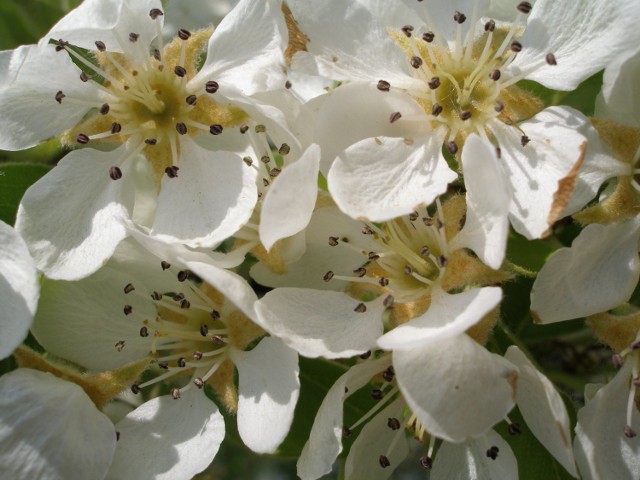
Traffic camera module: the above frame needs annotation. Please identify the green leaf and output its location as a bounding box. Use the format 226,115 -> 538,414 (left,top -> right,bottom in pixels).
0,162 -> 51,225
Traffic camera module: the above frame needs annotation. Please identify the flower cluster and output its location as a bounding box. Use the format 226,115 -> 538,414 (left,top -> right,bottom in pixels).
1,0 -> 640,478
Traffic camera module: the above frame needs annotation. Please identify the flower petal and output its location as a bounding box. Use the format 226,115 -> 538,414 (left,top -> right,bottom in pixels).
394,335 -> 517,442
0,221 -> 38,359
15,145 -> 133,280
377,287 -> 502,350
151,136 -> 257,248
597,48 -> 640,128
0,369 -> 116,480
107,389 -> 224,480
431,429 -> 518,480
255,288 -> 383,359
260,144 -> 320,251
574,361 -> 640,480
232,337 -> 300,453
531,218 -> 640,323
505,346 -> 577,477
297,355 -> 392,479
328,133 -> 456,222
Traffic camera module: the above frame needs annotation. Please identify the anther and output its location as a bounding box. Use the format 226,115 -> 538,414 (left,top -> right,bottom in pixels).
239,125 -> 249,134
401,25 -> 414,37
419,456 -> 433,469
446,141 -> 458,155
389,111 -> 402,123
170,388 -> 181,400
420,246 -> 430,256
368,252 -> 380,260
362,226 -> 374,235
151,291 -> 162,301
255,124 -> 267,133
612,354 -> 623,368
422,31 -> 435,43
486,446 -> 499,460
193,377 -> 204,388
177,270 -> 189,282
410,56 -> 423,69
438,255 -> 448,268
383,366 -> 395,381
161,261 -> 171,270
140,326 -> 149,337
159,362 -> 169,370
176,122 -> 188,135
174,66 -> 187,77
131,384 -> 141,394
177,357 -> 186,368
460,110 -> 472,121
205,80 -> 219,93
116,431 -> 120,441
517,2 -> 533,14
149,8 -> 164,19
209,124 -> 223,135
379,455 -> 391,468
360,351 -> 372,359
625,426 -> 637,438
285,80 -> 292,89
521,135 -> 530,146
173,293 -> 185,302
279,143 -> 291,155
354,303 -> 367,313
510,41 -> 522,53
377,80 -> 391,92
379,277 -> 389,287
453,11 -> 466,23
123,305 -> 132,315
383,295 -> 394,308
211,335 -> 225,345
193,351 -> 203,360
404,265 -> 413,275
109,166 -> 123,180
186,94 -> 197,105
269,168 -> 281,177
99,103 -> 110,115
428,77 -> 441,89
199,324 -> 209,337
180,299 -> 190,309
546,53 -> 557,66
144,138 -> 157,145
387,417 -> 401,430
343,426 -> 352,437
76,133 -> 90,144
431,103 -> 443,116
485,20 -> 496,32
124,283 -> 135,294
494,101 -> 504,113
94,41 -> 106,52
178,29 -> 191,40
54,39 -> 68,52
354,267 -> 367,277
508,422 -> 522,435
129,33 -> 139,43
323,271 -> 334,282
115,340 -> 125,351
55,91 -> 65,103
153,49 -> 161,61
490,69 -> 501,81
263,179 -> 270,187
371,389 -> 384,400
328,236 -> 339,246
165,166 -> 180,178
111,122 -> 122,134
210,310 -> 221,319
79,72 -> 89,82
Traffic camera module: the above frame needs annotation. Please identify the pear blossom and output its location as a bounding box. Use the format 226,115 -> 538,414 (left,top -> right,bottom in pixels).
30,235 -> 300,475
2,0 -> 293,280
0,369 -> 117,480
0,220 -> 39,359
286,0 -> 637,238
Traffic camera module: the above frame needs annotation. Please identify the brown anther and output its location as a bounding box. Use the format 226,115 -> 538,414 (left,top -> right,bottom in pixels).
379,277 -> 389,287
431,103 -> 443,116
360,351 -> 372,359
269,167 -> 281,177
176,122 -> 188,135
205,80 -> 219,93
177,357 -> 186,367
486,446 -> 499,459
129,33 -> 139,43
161,261 -> 171,270
255,124 -> 267,133
200,324 -> 209,337
177,270 -> 190,282
494,101 -> 504,113
387,417 -> 401,430
79,72 -> 89,82
625,426 -> 638,438
485,20 -> 496,32
210,310 -> 221,319
180,299 -> 190,309
377,80 -> 391,92
422,31 -> 435,43
170,388 -> 181,400
239,125 -> 249,134
109,166 -> 123,180
508,422 -> 522,435
454,11 -> 466,23
165,166 -> 179,178
438,255 -> 448,268
193,377 -> 204,388
178,28 -> 191,40
99,103 -> 110,115
211,335 -> 225,345
460,110 -> 472,121
401,25 -> 414,37
209,124 -> 224,135
124,283 -> 135,294
123,305 -> 132,315
174,65 -> 187,77
131,384 -> 141,394
368,252 -> 380,260
55,91 -> 65,104
94,41 -> 106,52
158,362 -> 169,370
111,122 -> 122,134
490,69 -> 501,81
193,351 -> 203,360
379,455 -> 391,468
186,94 -> 197,105
521,135 -> 530,146
285,80 -> 292,89
428,77 -> 441,89
371,388 -> 383,399
383,366 -> 395,381
76,133 -> 90,144
420,246 -> 430,256
173,293 -> 185,302
243,157 -> 253,166
446,141 -> 458,155
323,271 -> 334,282
153,49 -> 161,61
139,326 -> 149,337
343,426 -> 352,437
144,138 -> 157,145
150,291 -> 162,301
546,53 -> 557,66
328,236 -> 339,246
149,8 -> 164,19
353,267 -> 367,277
54,39 -> 69,52
354,303 -> 367,313
510,41 -> 523,53
279,143 -> 291,155
404,265 -> 414,275
517,2 -> 533,14
115,340 -> 125,351
389,111 -> 402,123
419,456 -> 433,469
410,56 -> 423,69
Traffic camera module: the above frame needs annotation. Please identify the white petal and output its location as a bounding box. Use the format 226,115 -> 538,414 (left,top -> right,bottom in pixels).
15,146 -> 133,280
431,430 -> 518,480
574,361 -> 640,480
192,0 -> 287,95
107,389 -> 224,480
394,335 -> 517,442
255,288 -> 383,358
151,137 -> 257,248
492,107 -> 588,239
505,346 -> 577,477
597,48 -> 640,128
531,218 -> 640,323
297,356 -> 392,479
43,0 -> 162,54
232,338 -> 300,453
514,0 -> 640,91
378,287 -> 502,350
0,221 -> 38,359
0,369 -> 116,480
344,398 -> 410,480
0,44 -> 95,150
328,133 -> 456,221
454,134 -> 510,269
260,144 -> 320,251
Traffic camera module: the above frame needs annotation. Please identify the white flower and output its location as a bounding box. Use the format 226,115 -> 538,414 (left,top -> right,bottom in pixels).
30,235 -> 300,475
0,369 -> 116,480
0,0 -> 291,280
286,0 -> 637,237
0,220 -> 39,360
